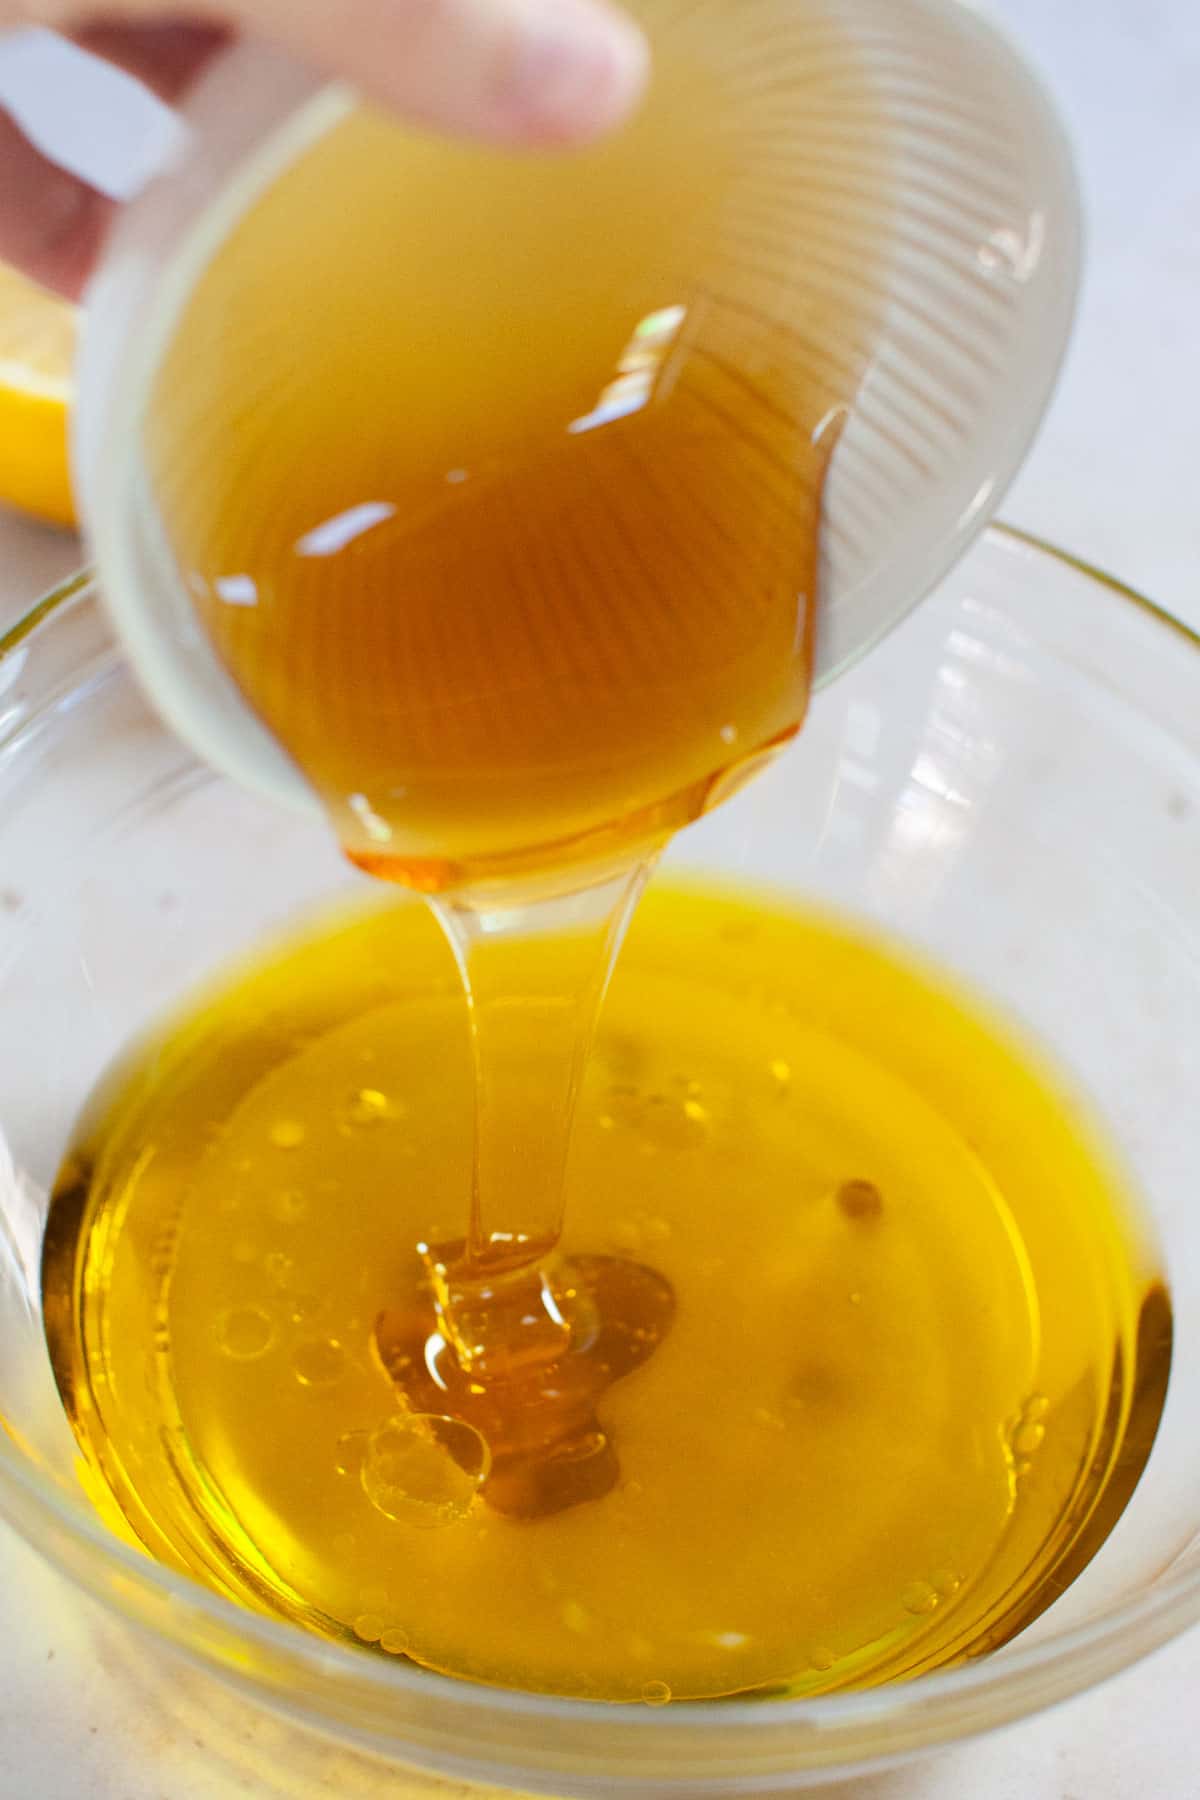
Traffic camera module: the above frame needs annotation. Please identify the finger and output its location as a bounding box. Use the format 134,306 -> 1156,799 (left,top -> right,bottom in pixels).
0,0 -> 647,300
220,0 -> 649,149
68,20 -> 230,101
0,107 -> 113,300
22,0 -> 646,148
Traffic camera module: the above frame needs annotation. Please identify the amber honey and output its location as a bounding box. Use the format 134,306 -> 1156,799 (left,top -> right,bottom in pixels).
141,0 -> 892,889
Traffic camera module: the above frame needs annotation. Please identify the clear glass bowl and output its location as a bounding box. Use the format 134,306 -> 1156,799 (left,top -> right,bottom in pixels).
1,527 -> 1198,1794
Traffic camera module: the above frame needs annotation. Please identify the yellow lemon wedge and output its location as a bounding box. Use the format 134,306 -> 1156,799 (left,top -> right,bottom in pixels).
0,262 -> 76,529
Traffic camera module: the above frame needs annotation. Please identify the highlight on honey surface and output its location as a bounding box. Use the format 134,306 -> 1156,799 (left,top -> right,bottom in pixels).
42,882 -> 1170,1703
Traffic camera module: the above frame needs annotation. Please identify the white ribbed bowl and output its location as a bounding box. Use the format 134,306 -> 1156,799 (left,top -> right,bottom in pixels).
76,0 -> 1079,814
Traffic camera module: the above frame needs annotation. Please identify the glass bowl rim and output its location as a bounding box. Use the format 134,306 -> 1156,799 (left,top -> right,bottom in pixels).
1,523 -> 1198,1779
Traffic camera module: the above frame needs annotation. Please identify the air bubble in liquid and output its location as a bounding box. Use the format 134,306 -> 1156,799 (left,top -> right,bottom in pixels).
340,1087 -> 399,1130
902,1580 -> 939,1616
641,1681 -> 672,1707
1009,1394 -> 1050,1464
216,1306 -> 275,1360
361,1414 -> 489,1528
292,1336 -> 346,1387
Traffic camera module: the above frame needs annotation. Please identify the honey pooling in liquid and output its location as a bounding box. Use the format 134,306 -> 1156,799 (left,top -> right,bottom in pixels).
44,887 -> 1170,1702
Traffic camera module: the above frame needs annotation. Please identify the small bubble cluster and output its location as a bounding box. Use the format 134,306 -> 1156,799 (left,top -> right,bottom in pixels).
361,1414 -> 489,1528
599,1082 -> 711,1150
150,1221 -> 178,1281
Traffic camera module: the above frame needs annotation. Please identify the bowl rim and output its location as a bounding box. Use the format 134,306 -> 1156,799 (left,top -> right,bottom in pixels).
2,523 -> 1198,1786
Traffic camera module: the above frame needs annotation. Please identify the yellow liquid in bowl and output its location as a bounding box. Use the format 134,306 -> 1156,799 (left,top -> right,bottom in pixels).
44,883 -> 1169,1702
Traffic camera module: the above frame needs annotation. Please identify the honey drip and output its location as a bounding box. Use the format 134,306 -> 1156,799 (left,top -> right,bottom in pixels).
136,0 -> 896,1513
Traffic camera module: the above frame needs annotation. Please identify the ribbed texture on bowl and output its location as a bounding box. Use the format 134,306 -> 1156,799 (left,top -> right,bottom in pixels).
816,0 -> 1078,675
78,0 -> 1079,817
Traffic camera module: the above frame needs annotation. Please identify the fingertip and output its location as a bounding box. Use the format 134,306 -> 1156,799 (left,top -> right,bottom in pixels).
503,1 -> 650,147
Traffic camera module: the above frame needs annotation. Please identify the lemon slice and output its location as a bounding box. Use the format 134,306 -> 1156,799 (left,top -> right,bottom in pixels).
0,261 -> 76,529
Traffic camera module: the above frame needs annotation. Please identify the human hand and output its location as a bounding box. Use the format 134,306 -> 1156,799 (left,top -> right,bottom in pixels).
0,0 -> 648,297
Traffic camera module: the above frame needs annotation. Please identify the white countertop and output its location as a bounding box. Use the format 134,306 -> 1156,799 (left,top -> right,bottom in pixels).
1,2 -> 1198,1793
